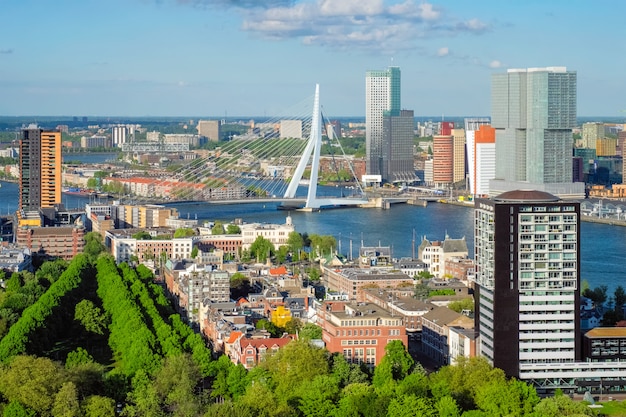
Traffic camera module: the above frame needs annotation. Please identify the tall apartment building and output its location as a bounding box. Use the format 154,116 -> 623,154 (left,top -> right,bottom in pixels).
367,66 -> 414,183
382,109 -> 416,182
432,135 -> 453,188
465,118 -> 491,197
473,125 -> 496,197
19,125 -> 62,216
490,67 -> 583,198
451,128 -> 466,185
112,126 -> 128,147
581,122 -> 604,149
196,120 -> 221,142
473,190 -> 580,379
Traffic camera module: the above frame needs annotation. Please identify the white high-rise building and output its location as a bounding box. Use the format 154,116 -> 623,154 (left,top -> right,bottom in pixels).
112,126 -> 128,147
473,190 -> 580,379
366,67 -> 401,179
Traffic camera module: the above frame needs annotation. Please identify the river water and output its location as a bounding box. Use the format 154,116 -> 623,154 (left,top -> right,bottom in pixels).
0,152 -> 623,295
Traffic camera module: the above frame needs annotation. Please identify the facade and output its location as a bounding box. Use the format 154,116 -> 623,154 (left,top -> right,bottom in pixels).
322,267 -> 414,301
451,128 -> 466,185
418,235 -> 469,278
16,226 -> 85,260
471,125 -> 496,198
106,228 -> 194,263
318,301 -> 407,366
279,120 -> 303,139
19,126 -> 62,214
596,138 -> 617,157
490,67 -> 583,198
473,190 -> 580,379
112,126 -> 128,147
365,66 -> 401,179
381,109 -> 416,182
432,135 -> 453,188
240,215 -> 295,251
81,135 -> 111,149
197,120 -> 221,142
583,328 -> 626,361
421,306 -> 474,366
229,334 -> 293,369
582,122 -> 604,149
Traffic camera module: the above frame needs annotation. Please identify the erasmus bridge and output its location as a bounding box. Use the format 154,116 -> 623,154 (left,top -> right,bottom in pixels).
118,85 -> 374,211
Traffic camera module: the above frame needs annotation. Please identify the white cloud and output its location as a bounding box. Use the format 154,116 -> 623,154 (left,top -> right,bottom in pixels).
437,47 -> 449,57
489,60 -> 502,68
181,0 -> 490,53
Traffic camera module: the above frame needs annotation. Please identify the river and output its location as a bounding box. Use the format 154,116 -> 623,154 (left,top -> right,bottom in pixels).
0,152 -> 623,296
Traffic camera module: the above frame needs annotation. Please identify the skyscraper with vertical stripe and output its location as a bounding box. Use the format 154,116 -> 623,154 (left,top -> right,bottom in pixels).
366,67 -> 415,183
19,125 -> 62,213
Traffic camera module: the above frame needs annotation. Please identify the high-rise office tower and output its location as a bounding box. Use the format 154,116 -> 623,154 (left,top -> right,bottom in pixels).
465,118 -> 492,197
19,125 -> 62,212
490,67 -> 583,198
382,110 -> 416,182
451,128 -> 466,185
473,190 -> 580,379
432,135 -> 453,188
581,122 -> 604,149
366,67 -> 412,183
112,125 -> 128,147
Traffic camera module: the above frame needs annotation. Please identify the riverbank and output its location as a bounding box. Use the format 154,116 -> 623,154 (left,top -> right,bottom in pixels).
438,198 -> 626,227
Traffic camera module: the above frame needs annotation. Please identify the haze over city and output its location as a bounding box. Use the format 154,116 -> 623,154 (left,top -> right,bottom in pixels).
1,0 -> 624,117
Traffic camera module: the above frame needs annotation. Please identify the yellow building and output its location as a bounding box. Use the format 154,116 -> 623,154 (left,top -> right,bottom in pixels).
596,138 -> 617,157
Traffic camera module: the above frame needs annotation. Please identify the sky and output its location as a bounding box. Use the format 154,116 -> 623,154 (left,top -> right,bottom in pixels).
0,0 -> 624,118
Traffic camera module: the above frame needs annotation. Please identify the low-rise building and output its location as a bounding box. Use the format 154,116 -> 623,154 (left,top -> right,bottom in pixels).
0,246 -> 32,273
322,267 -> 414,301
317,301 -> 407,366
418,235 -> 469,278
229,333 -> 294,369
106,228 -> 194,263
240,215 -> 295,251
583,327 -> 626,361
16,226 -> 85,261
421,306 -> 474,367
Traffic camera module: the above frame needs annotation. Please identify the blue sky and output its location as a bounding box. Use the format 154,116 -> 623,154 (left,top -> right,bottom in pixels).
0,0 -> 624,118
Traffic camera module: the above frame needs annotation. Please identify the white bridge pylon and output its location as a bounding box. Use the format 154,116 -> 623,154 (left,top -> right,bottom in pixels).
283,84 -> 369,210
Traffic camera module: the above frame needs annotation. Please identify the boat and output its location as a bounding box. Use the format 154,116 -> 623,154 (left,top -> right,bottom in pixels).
62,187 -> 96,197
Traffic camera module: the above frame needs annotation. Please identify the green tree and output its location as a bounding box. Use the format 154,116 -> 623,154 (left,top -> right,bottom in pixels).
0,355 -> 66,415
86,178 -> 98,188
249,236 -> 274,263
275,245 -> 290,264
387,395 -> 436,417
532,394 -> 596,416
287,232 -> 304,259
212,221 -> 226,235
65,347 -> 95,368
226,224 -> 241,234
74,299 -> 108,335
52,382 -> 80,417
3,400 -> 36,417
309,234 -> 336,258
448,298 -> 474,313
82,396 -> 116,417
298,374 -> 340,417
299,323 -> 322,341
373,340 -> 414,388
474,378 -> 539,417
154,354 -> 202,417
132,231 -> 152,240
173,228 -> 195,238
614,285 -> 626,310
190,246 -> 199,259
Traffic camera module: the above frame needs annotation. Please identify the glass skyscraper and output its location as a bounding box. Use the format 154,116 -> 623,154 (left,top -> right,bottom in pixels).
490,67 -> 583,198
365,67 -> 415,183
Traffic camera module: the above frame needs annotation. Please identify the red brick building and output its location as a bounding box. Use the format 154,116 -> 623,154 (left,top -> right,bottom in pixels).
317,301 -> 407,366
16,226 -> 85,260
228,334 -> 294,369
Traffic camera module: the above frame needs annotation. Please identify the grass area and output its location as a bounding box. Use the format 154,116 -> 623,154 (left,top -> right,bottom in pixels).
598,400 -> 626,416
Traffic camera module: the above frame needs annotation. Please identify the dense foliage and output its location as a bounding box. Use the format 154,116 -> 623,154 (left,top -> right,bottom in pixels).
0,255 -> 606,416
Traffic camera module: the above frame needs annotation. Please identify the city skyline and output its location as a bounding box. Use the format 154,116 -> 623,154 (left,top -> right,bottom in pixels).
1,1 -> 625,117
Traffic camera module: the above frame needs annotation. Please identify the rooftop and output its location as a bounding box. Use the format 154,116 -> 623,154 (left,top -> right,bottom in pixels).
494,189 -> 560,203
